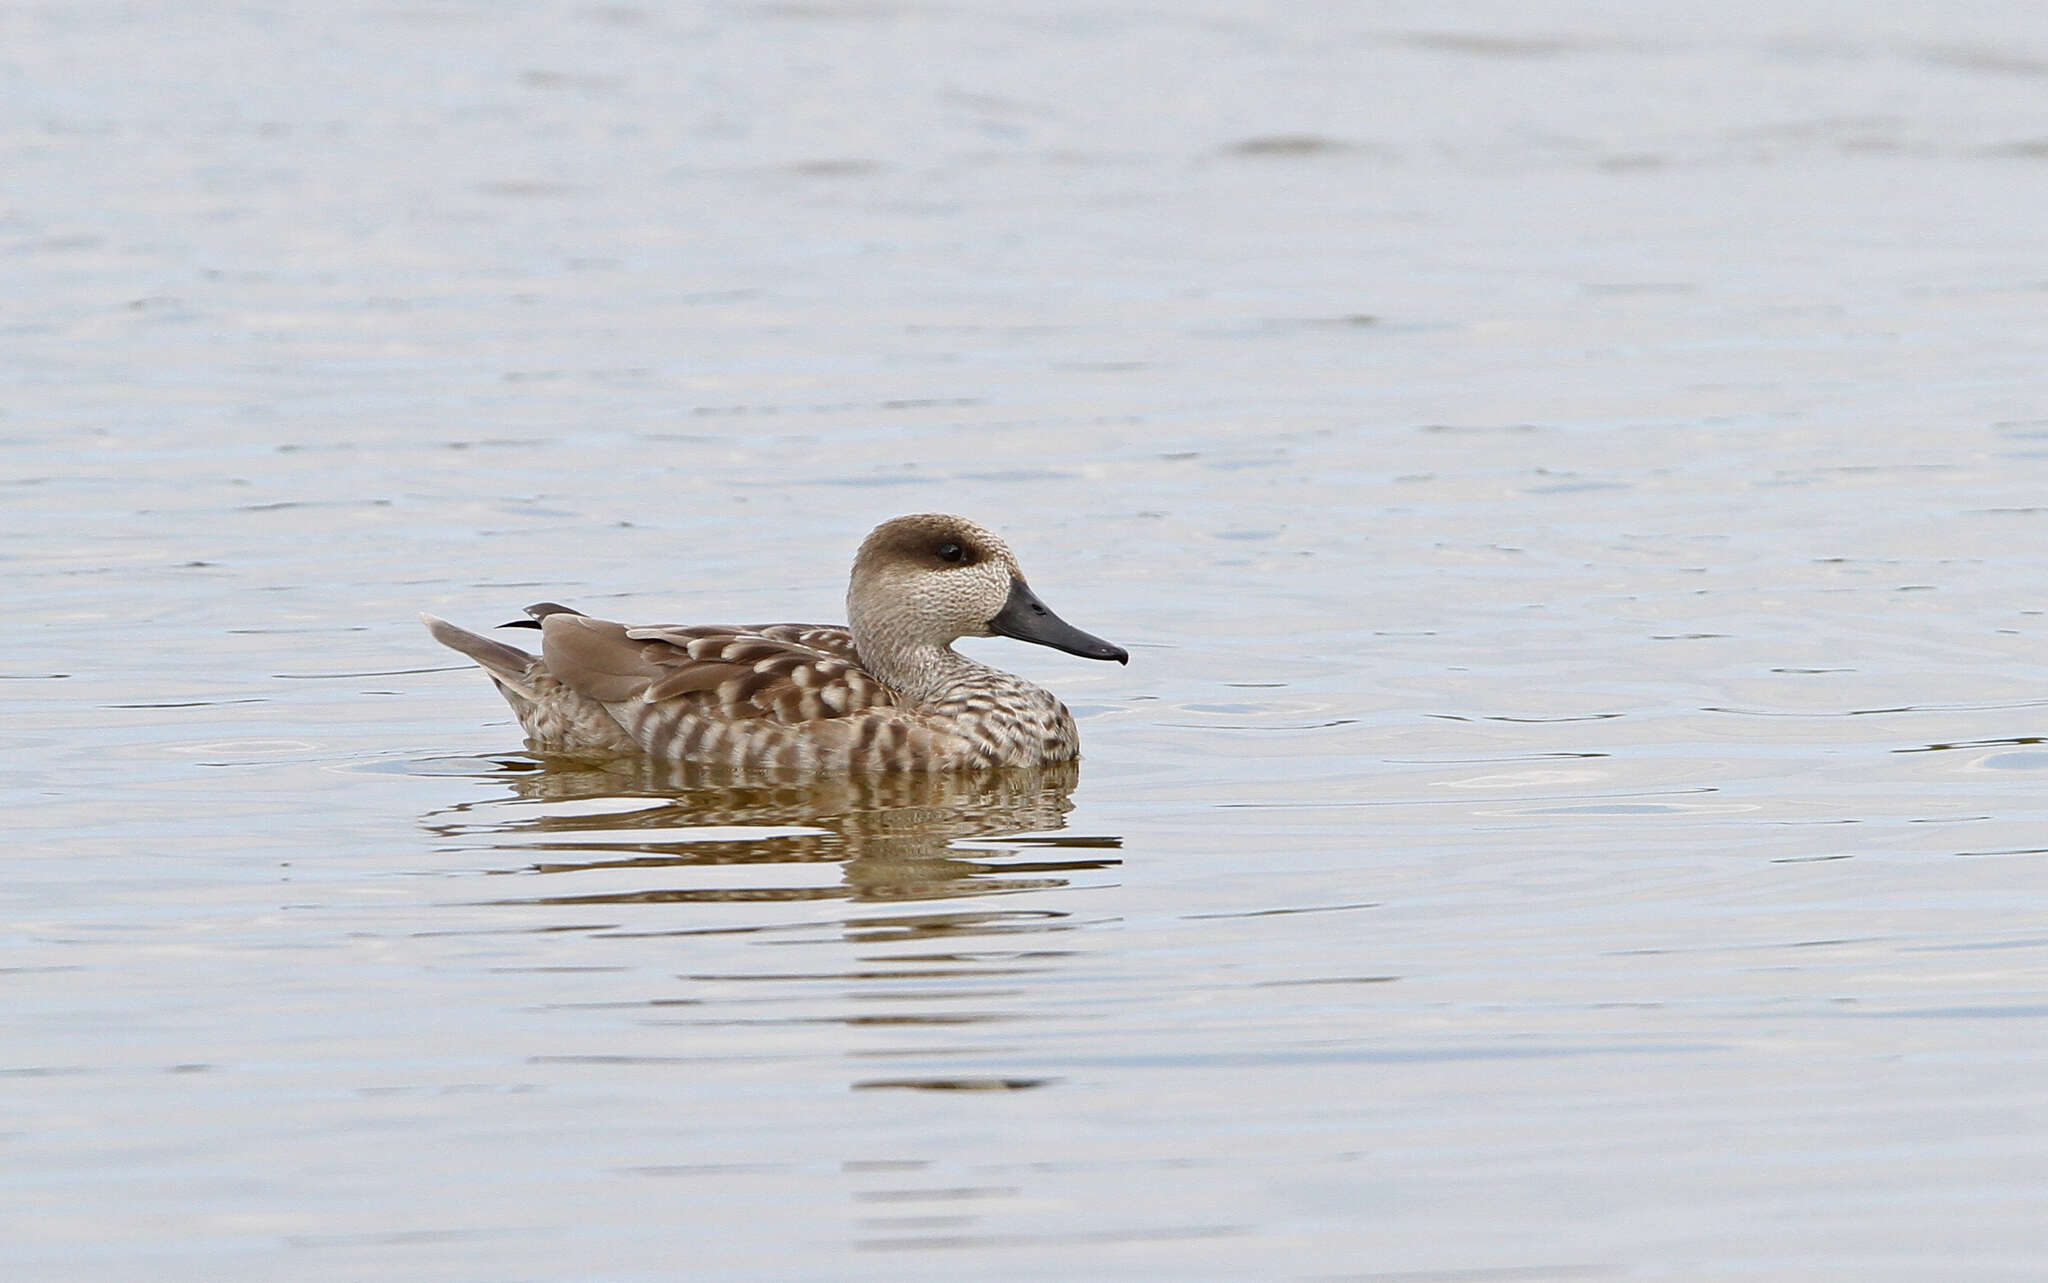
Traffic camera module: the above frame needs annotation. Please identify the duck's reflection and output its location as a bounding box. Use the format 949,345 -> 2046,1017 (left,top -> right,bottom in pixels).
424,757 -> 1119,904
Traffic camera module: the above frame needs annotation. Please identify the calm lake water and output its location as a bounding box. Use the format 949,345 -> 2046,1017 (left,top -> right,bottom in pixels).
11,2 -> 2048,1278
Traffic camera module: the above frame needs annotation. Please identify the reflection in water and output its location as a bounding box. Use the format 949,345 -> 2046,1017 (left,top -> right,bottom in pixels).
419,759 -> 1121,1096
422,756 -> 1120,905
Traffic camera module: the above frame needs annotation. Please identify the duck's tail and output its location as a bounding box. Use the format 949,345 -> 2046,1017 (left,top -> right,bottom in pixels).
423,611 -> 641,754
421,613 -> 540,698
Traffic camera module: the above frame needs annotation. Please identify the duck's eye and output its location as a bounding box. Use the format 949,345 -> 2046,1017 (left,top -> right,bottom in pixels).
935,541 -> 968,564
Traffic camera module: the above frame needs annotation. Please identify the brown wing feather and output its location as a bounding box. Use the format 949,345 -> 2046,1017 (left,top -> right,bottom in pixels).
548,621 -> 897,725
750,624 -> 863,663
640,663 -> 735,701
540,614 -> 662,704
627,623 -> 863,665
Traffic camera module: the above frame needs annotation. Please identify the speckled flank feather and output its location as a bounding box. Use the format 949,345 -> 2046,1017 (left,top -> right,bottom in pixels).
423,514 -> 1125,772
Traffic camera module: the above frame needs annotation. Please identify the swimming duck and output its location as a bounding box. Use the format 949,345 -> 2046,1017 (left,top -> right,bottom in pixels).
422,513 -> 1127,772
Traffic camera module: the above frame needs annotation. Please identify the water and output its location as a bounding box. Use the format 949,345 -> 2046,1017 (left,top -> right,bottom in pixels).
10,1 -> 2048,1278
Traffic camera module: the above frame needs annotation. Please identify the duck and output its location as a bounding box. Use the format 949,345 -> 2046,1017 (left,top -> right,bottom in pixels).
421,513 -> 1127,772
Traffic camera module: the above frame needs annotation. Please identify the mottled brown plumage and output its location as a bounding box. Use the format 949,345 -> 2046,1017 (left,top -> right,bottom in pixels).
423,514 -> 1127,772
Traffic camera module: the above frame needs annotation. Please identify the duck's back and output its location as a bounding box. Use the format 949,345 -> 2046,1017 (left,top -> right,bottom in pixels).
533,613 -> 1076,772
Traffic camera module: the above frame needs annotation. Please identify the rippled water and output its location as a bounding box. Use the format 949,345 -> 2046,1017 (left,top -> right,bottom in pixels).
12,1 -> 2048,1278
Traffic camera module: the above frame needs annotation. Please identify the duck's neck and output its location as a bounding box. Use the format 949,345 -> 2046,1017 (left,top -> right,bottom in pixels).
856,637 -> 988,708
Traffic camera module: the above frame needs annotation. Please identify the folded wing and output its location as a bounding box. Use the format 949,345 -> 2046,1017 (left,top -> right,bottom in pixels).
541,615 -> 897,725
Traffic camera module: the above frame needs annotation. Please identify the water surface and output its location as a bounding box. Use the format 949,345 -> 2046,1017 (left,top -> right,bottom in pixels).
11,2 -> 2048,1278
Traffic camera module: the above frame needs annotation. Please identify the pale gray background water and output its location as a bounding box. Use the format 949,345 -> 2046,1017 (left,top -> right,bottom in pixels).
10,2 -> 2048,1279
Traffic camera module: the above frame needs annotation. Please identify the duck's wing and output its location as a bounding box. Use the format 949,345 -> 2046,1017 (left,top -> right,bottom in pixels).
743,623 -> 864,665
521,604 -> 862,665
540,615 -> 896,725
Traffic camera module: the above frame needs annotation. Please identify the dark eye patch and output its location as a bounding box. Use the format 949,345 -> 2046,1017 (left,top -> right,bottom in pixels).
935,541 -> 970,564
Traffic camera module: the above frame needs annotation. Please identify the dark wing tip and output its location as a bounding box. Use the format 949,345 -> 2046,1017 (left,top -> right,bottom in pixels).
499,601 -> 583,630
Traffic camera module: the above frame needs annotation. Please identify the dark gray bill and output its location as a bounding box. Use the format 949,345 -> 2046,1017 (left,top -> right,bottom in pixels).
987,578 -> 1128,664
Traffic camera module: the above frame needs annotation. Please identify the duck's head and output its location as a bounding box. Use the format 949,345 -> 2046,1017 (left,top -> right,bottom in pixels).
847,513 -> 1128,664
